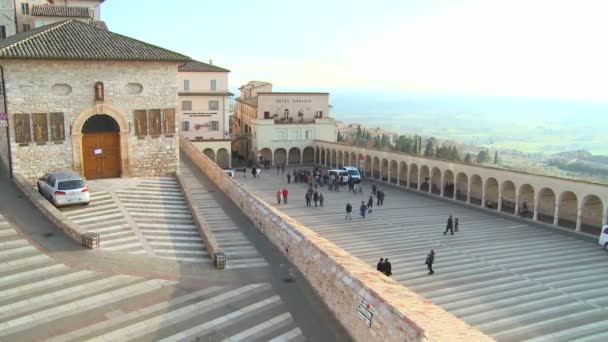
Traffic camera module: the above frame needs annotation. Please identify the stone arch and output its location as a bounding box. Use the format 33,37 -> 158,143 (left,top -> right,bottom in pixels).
350,153 -> 357,167
260,148 -> 272,164
321,149 -> 326,165
72,103 -> 129,177
443,170 -> 454,198
373,157 -> 380,179
501,181 -> 516,214
275,148 -> 287,165
344,152 -> 350,167
456,172 -> 468,201
409,164 -> 418,189
365,155 -> 372,177
519,184 -> 535,218
581,195 -> 603,235
420,166 -> 430,192
558,191 -> 578,229
288,147 -> 301,165
203,148 -> 216,161
303,147 -> 314,164
338,151 -> 344,168
485,177 -> 499,209
399,162 -> 407,187
430,167 -> 441,195
390,160 -> 398,184
537,188 -> 556,224
381,159 -> 389,181
470,175 -> 483,205
331,149 -> 337,168
216,148 -> 230,168
315,147 -> 320,164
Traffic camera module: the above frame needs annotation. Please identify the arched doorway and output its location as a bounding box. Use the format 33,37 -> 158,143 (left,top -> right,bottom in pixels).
373,157 -> 380,179
581,195 -> 604,235
275,148 -> 287,165
443,170 -> 454,198
203,148 -> 216,161
288,147 -> 301,165
303,147 -> 314,164
409,164 -> 418,189
558,191 -> 578,229
344,152 -> 350,167
337,151 -> 343,168
430,167 -> 441,195
260,148 -> 272,164
381,159 -> 389,181
456,173 -> 468,201
519,184 -> 535,218
420,166 -> 430,192
217,148 -> 230,168
399,162 -> 407,187
390,161 -> 398,184
331,150 -> 336,167
470,175 -> 483,205
350,153 -> 357,167
485,178 -> 499,209
82,114 -> 121,179
501,181 -> 516,214
365,155 -> 372,177
537,188 -> 556,224
321,149 -> 326,165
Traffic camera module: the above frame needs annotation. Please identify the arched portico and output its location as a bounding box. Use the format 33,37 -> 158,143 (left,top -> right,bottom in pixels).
365,155 -> 372,177
558,191 -> 578,229
72,103 -> 129,178
537,188 -> 556,224
288,147 -> 301,165
275,148 -> 287,165
303,147 -> 314,164
216,148 -> 230,168
260,148 -> 272,164
420,166 -> 430,192
456,172 -> 468,201
381,159 -> 389,181
519,184 -> 535,218
470,175 -> 483,205
430,167 -> 441,195
443,170 -> 454,198
390,160 -> 398,184
399,162 -> 407,187
373,157 -> 380,179
337,151 -> 343,168
581,195 -> 603,235
485,177 -> 499,209
409,164 -> 418,189
203,148 -> 216,161
501,181 -> 516,214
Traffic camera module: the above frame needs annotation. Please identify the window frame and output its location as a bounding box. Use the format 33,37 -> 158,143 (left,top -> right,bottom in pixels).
210,79 -> 217,91
183,79 -> 190,91
208,100 -> 219,111
182,100 -> 192,111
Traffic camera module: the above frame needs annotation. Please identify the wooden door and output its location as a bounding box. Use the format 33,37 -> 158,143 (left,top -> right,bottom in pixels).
82,133 -> 121,179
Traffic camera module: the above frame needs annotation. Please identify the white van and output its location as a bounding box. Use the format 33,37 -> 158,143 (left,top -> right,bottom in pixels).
328,169 -> 349,184
342,166 -> 362,184
599,225 -> 608,251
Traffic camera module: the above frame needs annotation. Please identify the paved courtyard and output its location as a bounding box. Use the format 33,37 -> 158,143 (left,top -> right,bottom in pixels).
0,161 -> 350,342
240,167 -> 608,342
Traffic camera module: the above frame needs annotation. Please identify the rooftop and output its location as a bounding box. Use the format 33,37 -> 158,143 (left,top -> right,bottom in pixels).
0,20 -> 190,62
31,5 -> 91,18
178,60 -> 230,73
237,97 -> 259,108
257,92 -> 329,95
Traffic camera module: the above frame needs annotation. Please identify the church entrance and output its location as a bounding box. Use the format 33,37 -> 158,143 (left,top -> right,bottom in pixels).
81,114 -> 121,179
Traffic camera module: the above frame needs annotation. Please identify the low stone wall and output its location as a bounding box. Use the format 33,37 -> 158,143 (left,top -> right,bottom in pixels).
175,170 -> 224,268
180,136 -> 492,342
13,173 -> 98,249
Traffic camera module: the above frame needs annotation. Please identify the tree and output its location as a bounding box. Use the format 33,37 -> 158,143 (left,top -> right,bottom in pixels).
464,153 -> 473,163
494,151 -> 499,164
424,138 -> 437,157
477,149 -> 491,163
337,131 -> 343,142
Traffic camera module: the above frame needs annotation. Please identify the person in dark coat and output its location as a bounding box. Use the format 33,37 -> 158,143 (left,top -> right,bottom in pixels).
360,201 -> 367,218
251,167 -> 257,178
287,172 -> 291,184
383,258 -> 392,277
376,258 -> 385,273
443,215 -> 454,235
425,249 -> 435,275
367,196 -> 374,213
378,190 -> 385,205
305,192 -> 312,207
313,191 -> 319,207
345,202 -> 352,220
372,183 -> 377,196
319,193 -> 324,207
454,217 -> 459,232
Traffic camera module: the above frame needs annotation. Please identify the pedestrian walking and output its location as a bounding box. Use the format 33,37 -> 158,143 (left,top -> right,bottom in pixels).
282,188 -> 289,204
243,168 -> 247,178
367,196 -> 373,214
372,183 -> 377,196
383,258 -> 392,277
454,217 -> 459,232
379,190 -> 385,205
313,191 -> 319,207
377,190 -> 381,205
305,191 -> 312,207
425,250 -> 435,275
251,167 -> 257,178
360,201 -> 367,218
345,202 -> 352,220
376,258 -> 385,273
276,189 -> 282,205
443,215 -> 454,235
287,172 -> 291,184
319,193 -> 324,207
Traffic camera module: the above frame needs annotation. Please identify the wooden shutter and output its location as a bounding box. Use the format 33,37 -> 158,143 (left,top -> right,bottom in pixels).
50,113 -> 65,141
148,109 -> 161,136
14,114 -> 31,143
32,113 -> 48,143
163,108 -> 176,134
134,110 -> 147,136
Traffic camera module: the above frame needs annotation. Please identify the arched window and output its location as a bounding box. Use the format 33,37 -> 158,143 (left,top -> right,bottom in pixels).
283,109 -> 289,119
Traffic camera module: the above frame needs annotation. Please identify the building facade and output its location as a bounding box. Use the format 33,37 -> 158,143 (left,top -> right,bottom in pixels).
233,81 -> 336,165
178,60 -> 232,168
0,20 -> 190,182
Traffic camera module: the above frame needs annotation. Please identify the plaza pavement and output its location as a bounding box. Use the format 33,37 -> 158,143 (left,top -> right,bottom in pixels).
240,166 -> 608,342
0,162 -> 350,342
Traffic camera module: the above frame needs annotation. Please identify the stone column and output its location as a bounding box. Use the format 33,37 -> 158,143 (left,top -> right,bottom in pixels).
514,192 -> 520,216
497,186 -> 503,211
453,185 -> 458,200
575,204 -> 583,232
406,168 -> 410,188
387,164 -> 391,183
603,209 -> 607,226
300,152 -> 303,165
481,185 -> 486,208
466,179 -> 472,204
553,198 -> 560,225
396,164 -> 400,186
440,173 -> 445,197
417,172 -> 421,191
533,192 -> 539,221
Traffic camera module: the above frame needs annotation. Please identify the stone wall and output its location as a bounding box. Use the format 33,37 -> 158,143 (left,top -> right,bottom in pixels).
0,123 -> 8,172
180,136 -> 492,342
1,60 -> 180,182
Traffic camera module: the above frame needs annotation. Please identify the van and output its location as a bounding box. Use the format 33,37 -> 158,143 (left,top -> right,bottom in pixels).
599,225 -> 608,251
328,169 -> 349,184
223,169 -> 235,178
342,166 -> 362,184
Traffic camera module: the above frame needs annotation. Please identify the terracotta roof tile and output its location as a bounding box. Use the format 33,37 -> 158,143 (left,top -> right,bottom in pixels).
178,60 -> 230,72
31,5 -> 91,18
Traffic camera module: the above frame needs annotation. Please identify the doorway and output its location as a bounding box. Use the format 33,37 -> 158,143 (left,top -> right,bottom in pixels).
81,114 -> 121,179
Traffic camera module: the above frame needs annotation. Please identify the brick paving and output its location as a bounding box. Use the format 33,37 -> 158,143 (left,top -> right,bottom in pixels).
240,167 -> 608,342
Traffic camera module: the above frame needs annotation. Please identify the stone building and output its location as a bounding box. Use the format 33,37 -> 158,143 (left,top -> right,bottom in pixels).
178,60 -> 232,168
0,19 -> 190,181
233,81 -> 336,166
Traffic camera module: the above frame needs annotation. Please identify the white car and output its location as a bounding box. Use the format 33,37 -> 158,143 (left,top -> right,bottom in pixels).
37,172 -> 90,207
599,225 -> 608,251
343,166 -> 362,184
223,169 -> 235,178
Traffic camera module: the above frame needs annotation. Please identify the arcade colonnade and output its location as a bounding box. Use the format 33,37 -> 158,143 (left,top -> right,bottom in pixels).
302,141 -> 608,237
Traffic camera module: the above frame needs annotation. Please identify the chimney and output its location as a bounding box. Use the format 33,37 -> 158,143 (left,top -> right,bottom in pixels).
209,59 -> 213,65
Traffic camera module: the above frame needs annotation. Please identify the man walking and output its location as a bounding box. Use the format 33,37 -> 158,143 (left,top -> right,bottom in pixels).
319,193 -> 324,207
383,258 -> 392,277
282,188 -> 288,204
425,250 -> 435,275
378,190 -> 385,206
313,191 -> 319,207
287,172 -> 291,184
377,189 -> 382,205
376,258 -> 385,273
360,201 -> 367,218
367,196 -> 374,214
372,183 -> 377,196
443,215 -> 454,235
276,189 -> 282,205
345,202 -> 352,220
305,191 -> 312,207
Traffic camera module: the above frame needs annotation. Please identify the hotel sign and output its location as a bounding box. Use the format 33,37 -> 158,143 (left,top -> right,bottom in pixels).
275,99 -> 312,103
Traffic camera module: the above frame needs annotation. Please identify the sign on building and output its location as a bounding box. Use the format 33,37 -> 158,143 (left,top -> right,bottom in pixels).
357,297 -> 376,327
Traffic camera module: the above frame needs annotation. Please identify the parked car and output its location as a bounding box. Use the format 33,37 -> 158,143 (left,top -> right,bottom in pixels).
223,169 -> 235,178
342,166 -> 362,183
599,225 -> 608,251
37,171 -> 90,207
328,169 -> 349,184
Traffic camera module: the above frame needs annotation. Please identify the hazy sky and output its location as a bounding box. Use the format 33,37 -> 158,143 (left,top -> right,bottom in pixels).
104,0 -> 608,102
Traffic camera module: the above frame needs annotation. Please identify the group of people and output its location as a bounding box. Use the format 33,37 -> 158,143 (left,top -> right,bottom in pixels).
305,189 -> 324,207
276,188 -> 289,204
376,258 -> 392,277
442,215 -> 460,235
